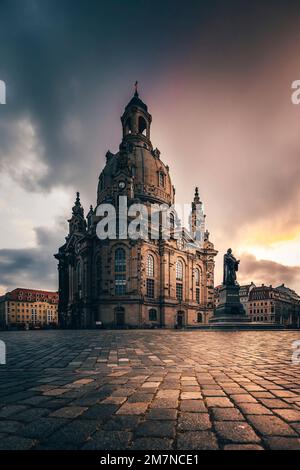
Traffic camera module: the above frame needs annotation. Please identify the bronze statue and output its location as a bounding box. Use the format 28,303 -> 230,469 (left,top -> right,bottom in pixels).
223,248 -> 240,286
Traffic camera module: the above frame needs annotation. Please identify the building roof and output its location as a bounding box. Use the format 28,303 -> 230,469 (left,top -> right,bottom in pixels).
6,288 -> 58,304
125,90 -> 148,112
249,284 -> 300,303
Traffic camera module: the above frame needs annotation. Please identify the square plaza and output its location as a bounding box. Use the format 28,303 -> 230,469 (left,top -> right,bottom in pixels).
0,330 -> 300,450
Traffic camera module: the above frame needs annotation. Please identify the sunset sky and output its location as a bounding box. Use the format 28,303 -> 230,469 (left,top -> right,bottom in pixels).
0,0 -> 300,294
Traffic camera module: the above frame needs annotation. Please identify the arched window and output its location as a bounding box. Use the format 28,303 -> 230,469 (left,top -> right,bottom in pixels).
170,212 -> 175,237
197,312 -> 203,323
195,268 -> 200,286
146,254 -> 155,298
195,268 -> 200,303
138,116 -> 147,135
159,171 -> 165,187
115,248 -> 126,272
115,248 -> 126,295
176,259 -> 184,301
176,260 -> 183,281
125,117 -> 132,134
147,254 -> 154,277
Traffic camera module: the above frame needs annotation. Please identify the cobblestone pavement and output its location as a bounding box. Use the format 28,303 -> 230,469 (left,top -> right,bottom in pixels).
1,330 -> 300,450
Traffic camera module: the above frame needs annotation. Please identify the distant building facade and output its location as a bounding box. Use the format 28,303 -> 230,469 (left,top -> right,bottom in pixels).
0,288 -> 58,329
247,284 -> 300,327
55,89 -> 218,329
239,282 -> 256,312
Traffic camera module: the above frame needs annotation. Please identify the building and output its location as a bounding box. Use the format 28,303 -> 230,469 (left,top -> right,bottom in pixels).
248,284 -> 300,327
239,282 -> 256,312
55,88 -> 218,328
0,288 -> 59,329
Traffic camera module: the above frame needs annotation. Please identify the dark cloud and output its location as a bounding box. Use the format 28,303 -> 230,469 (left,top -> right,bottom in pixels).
239,253 -> 300,288
0,225 -> 63,292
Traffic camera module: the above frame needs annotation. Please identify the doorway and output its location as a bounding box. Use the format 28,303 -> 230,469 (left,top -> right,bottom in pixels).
115,307 -> 125,327
176,311 -> 185,328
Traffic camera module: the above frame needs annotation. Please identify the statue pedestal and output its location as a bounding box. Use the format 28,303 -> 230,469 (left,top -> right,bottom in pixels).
210,284 -> 249,325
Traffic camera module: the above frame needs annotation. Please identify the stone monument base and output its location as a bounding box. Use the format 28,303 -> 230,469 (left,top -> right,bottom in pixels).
210,284 -> 249,325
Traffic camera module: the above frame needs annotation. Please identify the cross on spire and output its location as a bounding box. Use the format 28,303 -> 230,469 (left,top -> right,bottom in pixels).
134,81 -> 138,97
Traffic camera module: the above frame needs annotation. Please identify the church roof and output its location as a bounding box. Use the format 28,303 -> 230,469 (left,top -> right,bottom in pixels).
125,90 -> 148,112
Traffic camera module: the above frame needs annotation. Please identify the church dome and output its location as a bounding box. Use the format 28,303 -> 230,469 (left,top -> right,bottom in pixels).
97,88 -> 174,206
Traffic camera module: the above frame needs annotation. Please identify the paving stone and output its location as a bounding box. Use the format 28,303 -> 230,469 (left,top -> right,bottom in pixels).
206,397 -> 234,408
102,416 -> 141,431
146,408 -> 177,420
17,417 -> 67,439
117,402 -> 149,415
49,406 -> 87,419
0,405 -> 28,418
178,413 -> 211,431
259,398 -> 292,409
211,407 -> 245,421
214,421 -> 261,444
179,400 -> 207,412
264,437 -> 300,450
247,415 -> 297,436
81,404 -> 119,420
177,431 -> 219,450
0,435 -> 35,450
45,419 -> 99,446
150,398 -> 178,409
230,394 -> 258,404
181,392 -> 202,400
273,408 -> 300,422
82,431 -> 132,450
237,403 -> 272,415
135,420 -> 175,438
0,420 -> 23,434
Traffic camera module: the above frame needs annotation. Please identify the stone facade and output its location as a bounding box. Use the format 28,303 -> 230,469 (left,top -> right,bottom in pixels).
55,89 -> 217,328
247,284 -> 300,327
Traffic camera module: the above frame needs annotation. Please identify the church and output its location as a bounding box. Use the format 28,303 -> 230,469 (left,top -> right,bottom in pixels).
55,88 -> 217,328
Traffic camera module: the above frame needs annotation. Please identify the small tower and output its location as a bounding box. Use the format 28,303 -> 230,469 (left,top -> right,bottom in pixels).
68,192 -> 86,234
189,187 -> 206,244
121,82 -> 152,148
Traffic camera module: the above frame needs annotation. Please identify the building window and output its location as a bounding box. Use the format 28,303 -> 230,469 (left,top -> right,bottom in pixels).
195,268 -> 200,286
47,310 -> 53,323
197,312 -> 203,323
149,309 -> 157,321
176,283 -> 183,301
31,309 -> 37,323
147,279 -> 155,298
159,171 -> 165,187
147,254 -> 154,277
115,248 -> 126,295
115,248 -> 126,272
176,259 -> 183,281
115,274 -> 126,295
196,288 -> 200,304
